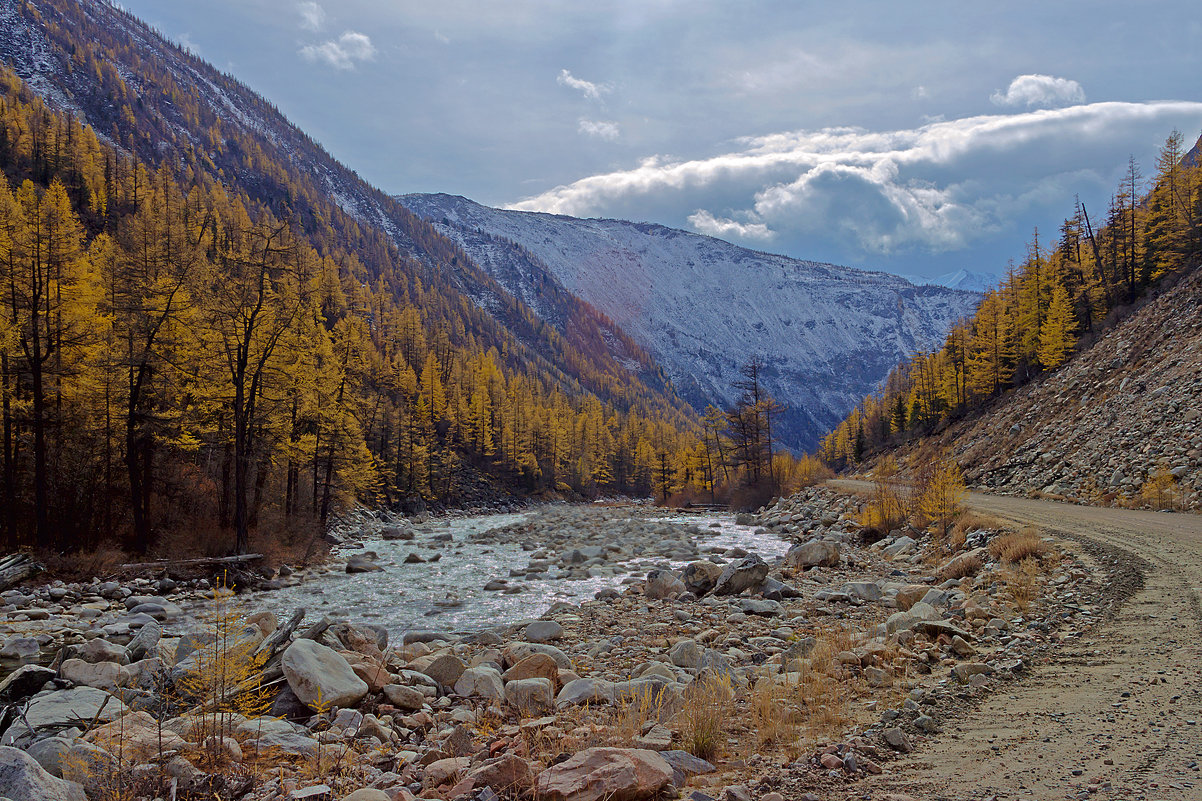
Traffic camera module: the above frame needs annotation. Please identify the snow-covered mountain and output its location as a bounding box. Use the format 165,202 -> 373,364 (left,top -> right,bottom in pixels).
399,194 -> 983,449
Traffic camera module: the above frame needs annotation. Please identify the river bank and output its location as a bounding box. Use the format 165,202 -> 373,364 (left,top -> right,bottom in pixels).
0,487 -> 1101,801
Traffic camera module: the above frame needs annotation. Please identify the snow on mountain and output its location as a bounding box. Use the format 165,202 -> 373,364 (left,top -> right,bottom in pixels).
902,269 -> 999,293
400,194 -> 983,450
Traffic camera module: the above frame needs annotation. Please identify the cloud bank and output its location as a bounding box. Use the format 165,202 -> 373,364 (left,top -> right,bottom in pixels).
509,101 -> 1202,258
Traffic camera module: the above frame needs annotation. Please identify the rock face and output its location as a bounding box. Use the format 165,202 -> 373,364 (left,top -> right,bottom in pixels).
281,639 -> 369,710
534,747 -> 673,801
712,555 -> 769,596
0,746 -> 87,801
785,539 -> 840,570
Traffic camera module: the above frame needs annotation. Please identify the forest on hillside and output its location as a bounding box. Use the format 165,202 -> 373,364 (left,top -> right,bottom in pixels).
821,131 -> 1202,467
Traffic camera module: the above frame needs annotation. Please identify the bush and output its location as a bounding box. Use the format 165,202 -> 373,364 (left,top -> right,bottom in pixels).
989,529 -> 1049,563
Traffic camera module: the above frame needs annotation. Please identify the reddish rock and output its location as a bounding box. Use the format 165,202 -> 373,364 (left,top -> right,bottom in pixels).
535,747 -> 672,801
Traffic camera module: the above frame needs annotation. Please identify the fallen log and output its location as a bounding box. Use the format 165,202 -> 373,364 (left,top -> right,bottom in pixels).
0,554 -> 43,591
118,554 -> 265,571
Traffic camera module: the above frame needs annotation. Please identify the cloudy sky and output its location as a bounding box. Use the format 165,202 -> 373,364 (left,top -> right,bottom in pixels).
121,0 -> 1202,281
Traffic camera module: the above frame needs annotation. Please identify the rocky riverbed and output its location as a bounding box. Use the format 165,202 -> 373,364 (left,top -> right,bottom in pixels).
0,488 -> 1104,801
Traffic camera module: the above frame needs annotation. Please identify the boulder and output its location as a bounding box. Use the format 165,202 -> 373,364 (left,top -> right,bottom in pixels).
784,540 -> 840,570
556,678 -> 616,708
468,754 -> 535,793
419,653 -> 466,688
281,639 -> 369,710
453,666 -> 505,700
712,555 -> 769,596
504,678 -> 555,715
125,619 -> 161,662
382,684 -> 426,711
343,790 -> 392,801
1,687 -> 129,748
893,585 -> 930,611
0,665 -> 55,703
502,653 -> 560,685
644,569 -> 686,600
681,561 -> 722,597
0,746 -> 86,801
524,620 -> 564,643
60,659 -> 122,692
346,554 -> 383,574
668,640 -> 704,670
535,747 -> 673,801
75,639 -> 128,666
237,717 -> 318,757
842,582 -> 882,602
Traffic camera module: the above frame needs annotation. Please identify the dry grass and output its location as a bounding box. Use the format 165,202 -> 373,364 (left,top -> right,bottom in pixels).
792,626 -> 861,749
1001,560 -> 1040,614
751,676 -> 800,755
615,683 -> 671,746
941,553 -> 983,580
676,672 -> 734,760
989,528 -> 1050,564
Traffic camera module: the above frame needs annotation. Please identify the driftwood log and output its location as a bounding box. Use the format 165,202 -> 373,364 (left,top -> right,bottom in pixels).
0,554 -> 43,591
117,553 -> 265,572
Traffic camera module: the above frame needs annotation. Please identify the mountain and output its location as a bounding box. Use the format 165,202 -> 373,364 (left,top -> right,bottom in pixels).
902,269 -> 999,293
398,194 -> 983,450
0,0 -> 684,421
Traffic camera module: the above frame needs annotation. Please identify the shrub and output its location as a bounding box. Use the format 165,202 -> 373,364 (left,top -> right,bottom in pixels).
677,672 -> 734,760
988,529 -> 1049,564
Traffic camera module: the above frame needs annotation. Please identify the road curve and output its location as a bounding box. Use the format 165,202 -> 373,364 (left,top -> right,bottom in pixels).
827,479 -> 1202,800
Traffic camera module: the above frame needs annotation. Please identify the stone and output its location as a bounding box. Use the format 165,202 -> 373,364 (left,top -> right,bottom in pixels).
60,659 -> 122,692
952,662 -> 994,683
238,717 -> 319,757
0,746 -> 86,801
380,526 -> 415,541
785,540 -> 840,570
125,619 -> 161,662
1,687 -> 129,748
668,640 -> 704,670
291,785 -> 332,800
351,662 -> 391,693
0,665 -> 55,703
535,747 -> 673,801
75,639 -> 128,666
712,555 -> 769,596
950,635 -> 977,657
281,638 -> 369,710
468,755 -> 535,792
346,554 -> 383,573
883,536 -> 917,558
681,561 -> 723,596
420,653 -> 467,688
736,598 -> 782,617
893,585 -> 930,611
343,791 -> 391,801
882,727 -> 912,753
524,620 -> 564,643
504,678 -> 554,715
382,684 -> 426,711
842,581 -> 882,601
659,750 -> 716,787
644,569 -> 686,600
86,711 -> 188,762
424,756 -> 471,789
502,653 -> 559,685
632,724 -> 672,751
25,737 -> 73,777
556,678 -> 616,708
454,666 -> 505,700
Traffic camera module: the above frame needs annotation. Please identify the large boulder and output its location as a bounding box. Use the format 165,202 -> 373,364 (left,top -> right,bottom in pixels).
502,653 -> 560,685
281,639 -> 369,710
712,555 -> 769,596
453,666 -> 504,700
504,677 -> 555,715
644,570 -> 685,600
524,620 -> 564,643
1,688 -> 128,748
346,554 -> 383,574
417,653 -> 466,688
0,746 -> 86,801
237,717 -> 319,757
784,539 -> 840,570
468,754 -> 535,793
535,747 -> 673,801
0,665 -> 55,703
60,659 -> 123,692
681,561 -> 722,597
125,619 -> 161,662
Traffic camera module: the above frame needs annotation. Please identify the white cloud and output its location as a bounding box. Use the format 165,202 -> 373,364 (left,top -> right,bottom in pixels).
578,119 -> 620,140
509,101 -> 1202,255
297,1 -> 325,32
300,31 -> 376,70
688,210 -> 774,241
991,74 -> 1085,108
557,69 -> 608,101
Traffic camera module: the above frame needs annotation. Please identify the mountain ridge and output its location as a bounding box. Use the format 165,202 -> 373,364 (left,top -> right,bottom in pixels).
399,192 -> 984,450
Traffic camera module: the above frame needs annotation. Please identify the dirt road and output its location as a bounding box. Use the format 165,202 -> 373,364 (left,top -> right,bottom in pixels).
829,480 -> 1202,800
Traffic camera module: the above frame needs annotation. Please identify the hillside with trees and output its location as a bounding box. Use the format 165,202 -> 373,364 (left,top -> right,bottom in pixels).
820,131 -> 1202,511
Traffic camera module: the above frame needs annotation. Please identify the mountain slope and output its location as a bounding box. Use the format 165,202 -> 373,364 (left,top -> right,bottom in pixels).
892,264 -> 1202,511
399,193 -> 983,450
0,0 -> 688,423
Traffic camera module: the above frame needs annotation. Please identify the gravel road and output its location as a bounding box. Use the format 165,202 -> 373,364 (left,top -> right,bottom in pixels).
830,480 -> 1202,800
